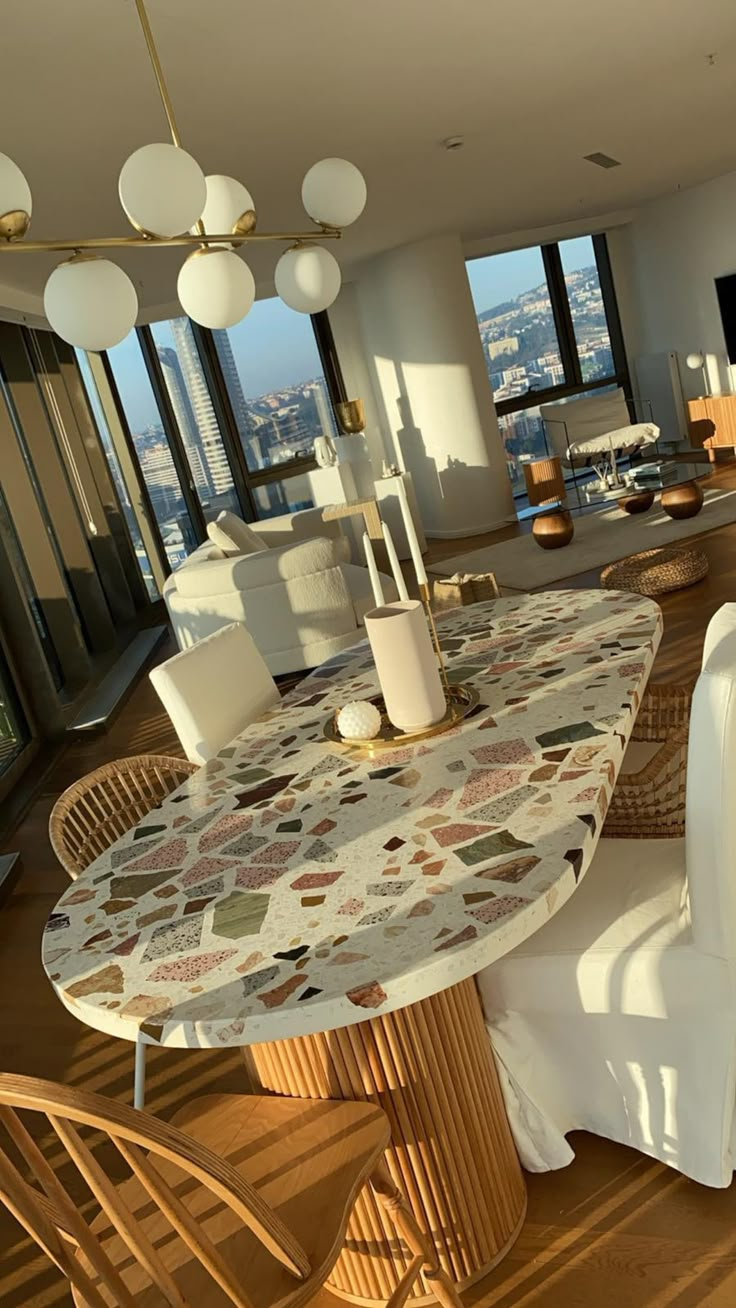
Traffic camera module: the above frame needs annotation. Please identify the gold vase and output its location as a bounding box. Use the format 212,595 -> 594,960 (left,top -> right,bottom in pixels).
335,397 -> 366,435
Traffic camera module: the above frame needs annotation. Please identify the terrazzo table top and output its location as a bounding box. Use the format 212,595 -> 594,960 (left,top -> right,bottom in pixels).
43,590 -> 662,1048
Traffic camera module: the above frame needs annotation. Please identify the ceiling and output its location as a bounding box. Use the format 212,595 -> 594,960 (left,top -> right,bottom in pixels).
3,0 -> 736,319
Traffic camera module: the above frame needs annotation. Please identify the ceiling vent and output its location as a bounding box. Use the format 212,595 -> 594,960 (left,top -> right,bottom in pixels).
584,152 -> 621,169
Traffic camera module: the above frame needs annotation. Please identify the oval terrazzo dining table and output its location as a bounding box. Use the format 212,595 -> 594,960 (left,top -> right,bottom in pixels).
42,589 -> 662,1304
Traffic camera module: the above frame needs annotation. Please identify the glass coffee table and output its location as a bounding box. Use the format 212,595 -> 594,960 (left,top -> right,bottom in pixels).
582,460 -> 712,519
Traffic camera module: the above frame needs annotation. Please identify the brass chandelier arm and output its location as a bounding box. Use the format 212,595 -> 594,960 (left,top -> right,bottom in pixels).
0,230 -> 341,254
135,0 -> 183,149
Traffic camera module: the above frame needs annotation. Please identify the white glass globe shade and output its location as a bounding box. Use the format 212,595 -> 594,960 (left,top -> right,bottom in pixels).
336,700 -> 381,740
119,143 -> 206,238
301,158 -> 366,228
43,257 -> 138,350
686,351 -> 705,370
177,248 -> 255,329
196,175 -> 255,240
275,244 -> 341,314
0,153 -> 32,223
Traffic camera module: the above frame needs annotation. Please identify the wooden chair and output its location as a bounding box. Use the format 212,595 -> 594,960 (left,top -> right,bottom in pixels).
49,753 -> 198,881
48,754 -> 198,1109
603,681 -> 693,839
0,1073 -> 463,1308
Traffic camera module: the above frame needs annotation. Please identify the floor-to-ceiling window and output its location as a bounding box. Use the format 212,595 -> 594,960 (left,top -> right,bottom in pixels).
106,333 -> 200,570
213,297 -> 335,517
466,233 -> 628,500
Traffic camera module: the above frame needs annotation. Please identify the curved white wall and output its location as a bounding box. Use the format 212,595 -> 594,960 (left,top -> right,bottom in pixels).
333,233 -> 513,538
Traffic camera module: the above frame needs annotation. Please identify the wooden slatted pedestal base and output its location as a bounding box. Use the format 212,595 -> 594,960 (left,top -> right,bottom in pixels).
251,978 -> 527,1305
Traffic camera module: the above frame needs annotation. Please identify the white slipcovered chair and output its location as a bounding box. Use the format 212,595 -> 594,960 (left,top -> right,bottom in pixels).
478,603 -> 736,1188
150,622 -> 280,766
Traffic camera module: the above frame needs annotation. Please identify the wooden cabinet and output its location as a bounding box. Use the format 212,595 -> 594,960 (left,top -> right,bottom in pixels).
687,396 -> 736,459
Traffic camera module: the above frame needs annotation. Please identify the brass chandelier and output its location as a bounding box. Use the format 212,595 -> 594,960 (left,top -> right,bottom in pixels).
0,0 -> 366,350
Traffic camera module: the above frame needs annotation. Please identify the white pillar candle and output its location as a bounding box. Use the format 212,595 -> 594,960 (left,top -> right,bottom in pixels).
382,522 -> 409,601
394,475 -> 428,587
365,601 -> 446,731
363,532 -> 385,606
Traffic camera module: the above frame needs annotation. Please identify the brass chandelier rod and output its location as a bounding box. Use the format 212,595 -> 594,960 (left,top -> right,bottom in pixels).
0,0 -> 341,255
0,230 -> 340,254
134,0 -> 183,149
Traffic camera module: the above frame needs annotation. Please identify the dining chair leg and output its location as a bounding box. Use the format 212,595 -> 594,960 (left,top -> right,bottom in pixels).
370,1159 -> 463,1308
133,1040 -> 146,1111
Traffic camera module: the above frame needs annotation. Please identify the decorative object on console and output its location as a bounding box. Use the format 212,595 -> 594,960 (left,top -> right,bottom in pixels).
335,700 -> 382,741
364,601 -> 449,732
313,434 -> 338,468
0,0 -> 366,347
685,350 -> 709,397
335,398 -> 367,435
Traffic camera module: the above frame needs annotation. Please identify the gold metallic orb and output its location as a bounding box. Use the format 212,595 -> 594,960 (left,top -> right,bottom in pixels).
232,208 -> 257,237
0,210 -> 30,242
661,480 -> 704,520
336,398 -> 366,435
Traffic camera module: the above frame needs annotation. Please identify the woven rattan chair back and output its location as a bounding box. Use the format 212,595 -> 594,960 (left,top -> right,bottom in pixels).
49,755 -> 197,880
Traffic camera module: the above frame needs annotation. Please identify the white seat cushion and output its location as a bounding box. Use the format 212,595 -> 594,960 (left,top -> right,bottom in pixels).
207,511 -> 266,557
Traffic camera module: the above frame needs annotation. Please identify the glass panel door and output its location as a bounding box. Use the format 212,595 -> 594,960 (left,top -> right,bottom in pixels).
107,334 -> 199,571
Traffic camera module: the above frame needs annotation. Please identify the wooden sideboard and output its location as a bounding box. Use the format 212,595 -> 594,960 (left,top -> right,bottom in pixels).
687,396 -> 736,460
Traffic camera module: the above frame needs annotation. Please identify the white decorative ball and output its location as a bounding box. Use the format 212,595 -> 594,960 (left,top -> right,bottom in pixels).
336,700 -> 382,740
119,143 -> 206,238
302,158 -> 367,228
275,243 -> 341,313
44,257 -> 138,350
685,351 -> 705,370
177,248 -> 255,328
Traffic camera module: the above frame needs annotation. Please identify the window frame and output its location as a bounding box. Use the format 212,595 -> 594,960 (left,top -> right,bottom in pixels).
474,233 -> 631,421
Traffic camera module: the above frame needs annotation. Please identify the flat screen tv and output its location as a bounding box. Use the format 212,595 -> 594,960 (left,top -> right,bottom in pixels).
715,273 -> 736,363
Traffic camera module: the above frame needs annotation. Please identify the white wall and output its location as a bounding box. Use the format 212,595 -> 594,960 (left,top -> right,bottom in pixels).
334,233 -> 514,539
611,169 -> 736,400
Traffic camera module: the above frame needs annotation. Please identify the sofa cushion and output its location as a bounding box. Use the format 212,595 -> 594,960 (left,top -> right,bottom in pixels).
206,511 -> 266,557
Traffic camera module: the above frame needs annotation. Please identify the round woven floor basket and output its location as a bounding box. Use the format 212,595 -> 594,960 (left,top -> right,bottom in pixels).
601,545 -> 708,597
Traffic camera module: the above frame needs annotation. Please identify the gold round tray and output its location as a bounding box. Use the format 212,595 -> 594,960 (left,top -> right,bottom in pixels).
324,682 -> 480,753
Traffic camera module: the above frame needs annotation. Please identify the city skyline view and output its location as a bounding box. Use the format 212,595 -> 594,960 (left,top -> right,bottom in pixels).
108,295 -> 328,434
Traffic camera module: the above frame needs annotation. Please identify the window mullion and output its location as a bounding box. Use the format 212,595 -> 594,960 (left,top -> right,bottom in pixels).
542,244 -> 582,389
190,324 -> 258,522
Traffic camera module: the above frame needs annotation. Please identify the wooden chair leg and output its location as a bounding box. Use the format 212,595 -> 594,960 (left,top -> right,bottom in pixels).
370,1160 -> 463,1308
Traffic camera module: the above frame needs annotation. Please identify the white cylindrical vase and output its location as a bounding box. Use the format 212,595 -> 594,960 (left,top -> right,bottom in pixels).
365,600 -> 446,732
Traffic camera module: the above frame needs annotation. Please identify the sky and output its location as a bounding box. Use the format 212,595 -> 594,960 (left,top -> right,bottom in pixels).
466,235 -> 595,315
102,235 -> 597,433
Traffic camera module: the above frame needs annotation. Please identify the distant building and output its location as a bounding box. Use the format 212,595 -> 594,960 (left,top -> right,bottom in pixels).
488,336 -> 519,361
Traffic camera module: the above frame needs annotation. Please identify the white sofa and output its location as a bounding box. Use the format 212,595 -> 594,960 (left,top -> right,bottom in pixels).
163,507 -> 397,675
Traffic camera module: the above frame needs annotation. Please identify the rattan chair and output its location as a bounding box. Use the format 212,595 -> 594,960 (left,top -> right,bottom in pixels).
48,754 -> 197,1110
49,754 -> 198,881
603,681 -> 693,839
0,1073 -> 462,1308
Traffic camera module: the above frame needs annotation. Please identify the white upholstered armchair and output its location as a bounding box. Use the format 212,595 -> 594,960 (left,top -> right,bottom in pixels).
478,603 -> 736,1188
163,508 -> 397,675
540,388 -> 659,473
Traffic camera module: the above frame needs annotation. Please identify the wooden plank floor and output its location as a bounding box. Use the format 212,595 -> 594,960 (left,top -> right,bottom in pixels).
3,470 -> 736,1306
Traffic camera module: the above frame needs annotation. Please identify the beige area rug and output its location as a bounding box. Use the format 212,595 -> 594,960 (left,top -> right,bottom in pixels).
429,487 -> 736,590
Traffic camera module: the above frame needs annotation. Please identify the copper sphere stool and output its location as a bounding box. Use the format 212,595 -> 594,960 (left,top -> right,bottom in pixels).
532,507 -> 574,550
